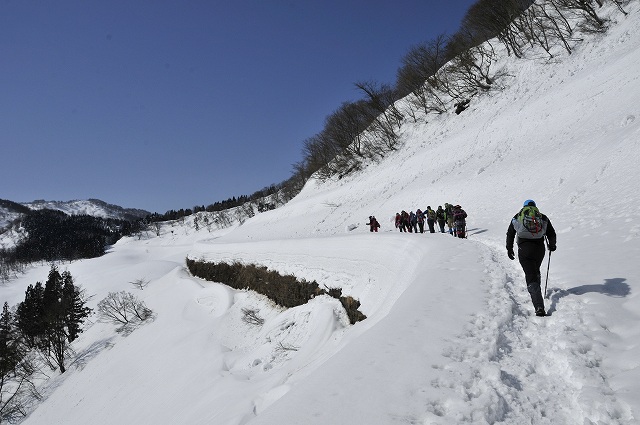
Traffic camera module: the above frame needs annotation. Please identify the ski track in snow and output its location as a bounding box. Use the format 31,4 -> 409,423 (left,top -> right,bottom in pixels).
426,240 -> 632,425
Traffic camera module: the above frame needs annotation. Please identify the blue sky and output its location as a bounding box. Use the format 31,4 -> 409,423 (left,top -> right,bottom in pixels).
1,1 -> 476,213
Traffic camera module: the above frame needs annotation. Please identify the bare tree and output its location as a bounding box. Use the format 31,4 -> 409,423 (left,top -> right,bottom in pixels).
275,341 -> 299,353
609,0 -> 629,15
523,1 -> 577,55
0,304 -> 41,423
301,133 -> 342,181
241,308 -> 265,326
353,81 -> 404,155
151,221 -> 161,237
234,202 -> 256,225
355,81 -> 404,132
130,278 -> 150,291
324,101 -> 370,160
555,0 -> 607,30
461,0 -> 531,58
396,36 -> 450,116
211,210 -> 232,229
0,351 -> 41,423
97,291 -> 153,330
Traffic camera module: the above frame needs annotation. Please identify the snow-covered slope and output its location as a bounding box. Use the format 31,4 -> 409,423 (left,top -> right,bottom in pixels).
0,208 -> 21,232
22,198 -> 150,220
0,200 -> 29,231
2,3 -> 639,424
1,198 -> 150,250
1,198 -> 149,233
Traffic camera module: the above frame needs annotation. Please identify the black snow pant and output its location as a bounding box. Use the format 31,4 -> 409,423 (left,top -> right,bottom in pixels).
427,219 -> 436,233
455,220 -> 465,238
518,241 -> 546,310
437,219 -> 446,233
418,222 -> 424,233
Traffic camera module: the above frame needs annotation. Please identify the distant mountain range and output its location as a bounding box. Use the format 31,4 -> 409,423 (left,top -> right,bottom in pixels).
0,198 -> 150,231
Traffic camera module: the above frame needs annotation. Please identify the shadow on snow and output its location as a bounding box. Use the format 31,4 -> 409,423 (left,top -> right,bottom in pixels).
547,277 -> 630,314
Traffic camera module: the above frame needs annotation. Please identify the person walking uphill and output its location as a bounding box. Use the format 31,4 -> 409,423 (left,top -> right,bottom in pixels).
401,210 -> 411,233
409,211 -> 418,233
444,203 -> 454,235
506,200 -> 557,317
452,205 -> 467,238
416,209 -> 426,233
436,206 -> 446,233
426,206 -> 437,233
367,216 -> 380,232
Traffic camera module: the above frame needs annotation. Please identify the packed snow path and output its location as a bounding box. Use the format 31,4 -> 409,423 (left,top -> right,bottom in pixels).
239,234 -> 635,425
423,240 -> 632,424
13,228 -> 635,425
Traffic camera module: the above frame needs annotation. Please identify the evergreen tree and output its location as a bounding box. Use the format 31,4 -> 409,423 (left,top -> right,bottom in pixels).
42,266 -> 67,372
15,266 -> 92,373
61,270 -> 92,342
40,267 -> 91,373
15,282 -> 45,349
0,302 -> 21,376
0,302 -> 38,423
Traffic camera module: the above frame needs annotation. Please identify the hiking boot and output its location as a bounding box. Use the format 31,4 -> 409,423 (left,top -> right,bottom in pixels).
535,307 -> 546,317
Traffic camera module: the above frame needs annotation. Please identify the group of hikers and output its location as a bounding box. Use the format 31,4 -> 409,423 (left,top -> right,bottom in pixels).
367,198 -> 558,317
366,203 -> 468,238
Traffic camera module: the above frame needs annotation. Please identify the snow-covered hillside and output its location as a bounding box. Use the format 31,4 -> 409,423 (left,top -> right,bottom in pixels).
1,198 -> 149,234
22,198 -> 150,220
0,200 -> 29,231
2,3 -> 639,424
1,198 -> 150,251
0,209 -> 21,233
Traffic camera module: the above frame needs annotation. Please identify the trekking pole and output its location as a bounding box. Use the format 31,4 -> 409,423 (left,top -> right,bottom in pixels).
544,252 -> 551,299
544,236 -> 551,298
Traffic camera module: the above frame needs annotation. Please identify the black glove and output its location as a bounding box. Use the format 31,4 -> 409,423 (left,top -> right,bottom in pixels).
507,249 -> 515,260
548,244 -> 556,252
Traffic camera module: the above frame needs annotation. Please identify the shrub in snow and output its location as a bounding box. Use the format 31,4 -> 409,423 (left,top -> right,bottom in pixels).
186,258 -> 367,324
241,308 -> 265,326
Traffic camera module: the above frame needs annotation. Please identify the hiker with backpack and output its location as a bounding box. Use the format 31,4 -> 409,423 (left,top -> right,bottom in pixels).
409,211 -> 418,233
444,203 -> 455,235
436,206 -> 446,233
506,200 -> 557,317
452,205 -> 467,238
416,209 -> 426,233
425,206 -> 437,233
401,210 -> 411,232
395,213 -> 403,232
367,216 -> 380,232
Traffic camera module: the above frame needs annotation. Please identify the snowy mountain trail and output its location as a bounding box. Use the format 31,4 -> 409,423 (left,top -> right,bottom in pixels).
239,234 -> 635,425
421,239 -> 634,425
2,2 -> 639,424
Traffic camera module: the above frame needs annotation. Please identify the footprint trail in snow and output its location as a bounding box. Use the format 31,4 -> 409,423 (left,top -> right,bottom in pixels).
425,242 -> 633,424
